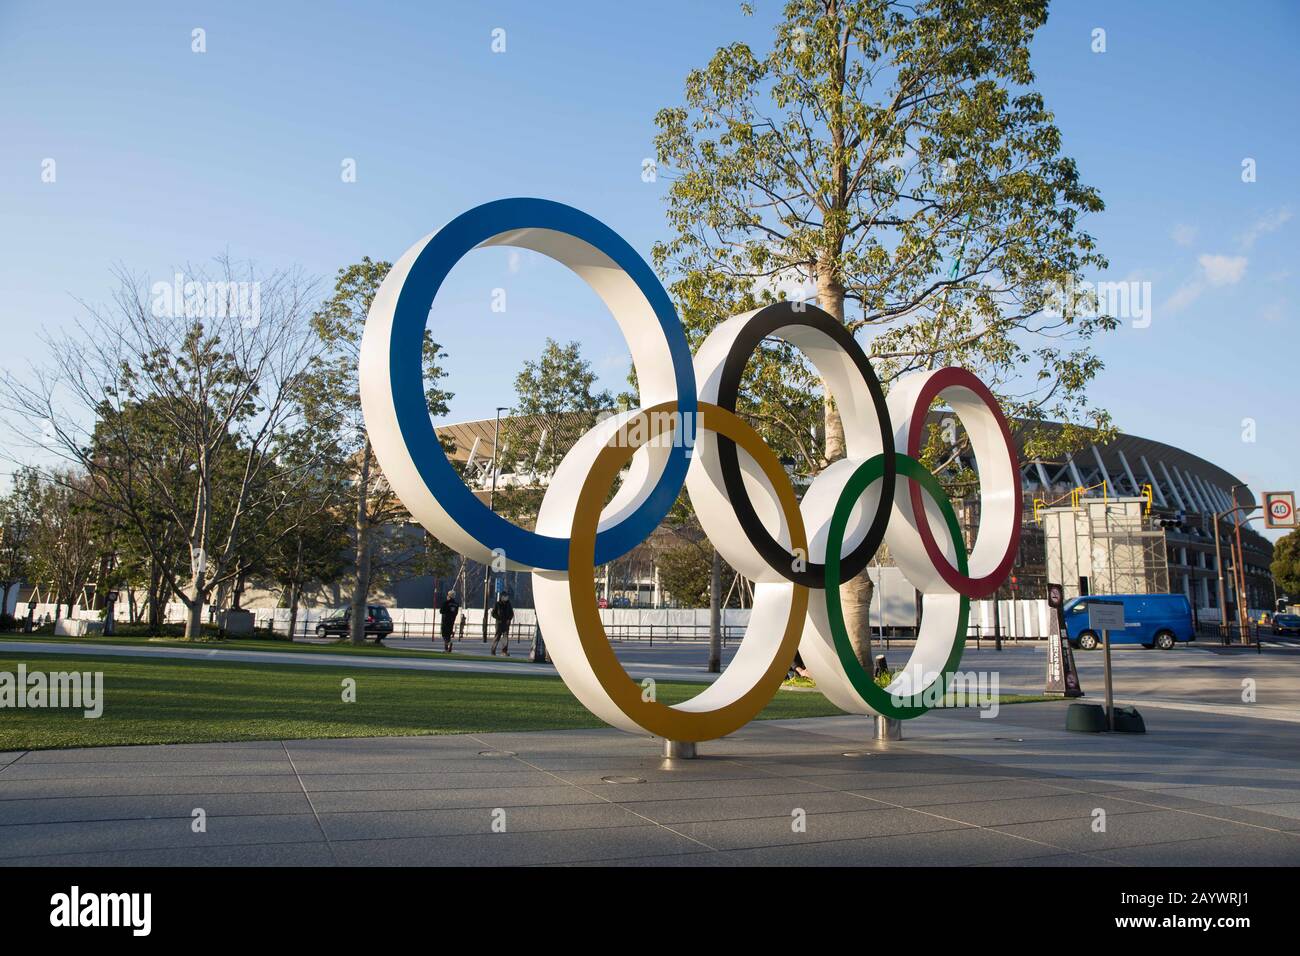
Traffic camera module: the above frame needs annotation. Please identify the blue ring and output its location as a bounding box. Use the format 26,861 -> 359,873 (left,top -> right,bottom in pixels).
389,198 -> 697,570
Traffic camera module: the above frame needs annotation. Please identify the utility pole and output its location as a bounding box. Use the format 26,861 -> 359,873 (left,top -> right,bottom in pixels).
1231,485 -> 1251,635
482,407 -> 507,642
993,583 -> 1003,652
1212,512 -> 1228,642
1214,490 -> 1262,643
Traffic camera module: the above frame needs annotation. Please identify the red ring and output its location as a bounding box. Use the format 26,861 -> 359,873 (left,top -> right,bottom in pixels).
905,368 -> 1022,598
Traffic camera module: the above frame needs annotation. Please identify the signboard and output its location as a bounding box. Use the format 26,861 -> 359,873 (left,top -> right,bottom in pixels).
1044,583 -> 1083,698
1088,600 -> 1125,631
1263,491 -> 1297,529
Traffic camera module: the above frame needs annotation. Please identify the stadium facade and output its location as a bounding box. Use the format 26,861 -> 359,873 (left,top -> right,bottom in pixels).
430,411 -> 1279,623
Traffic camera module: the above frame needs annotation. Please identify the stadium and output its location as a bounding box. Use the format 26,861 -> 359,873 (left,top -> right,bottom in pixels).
411,410 -> 1279,640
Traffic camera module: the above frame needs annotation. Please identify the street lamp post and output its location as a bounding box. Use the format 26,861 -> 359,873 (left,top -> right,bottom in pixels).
482,407 -> 507,642
1213,490 -> 1263,643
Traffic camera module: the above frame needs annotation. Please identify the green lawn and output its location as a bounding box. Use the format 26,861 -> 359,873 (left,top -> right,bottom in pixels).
0,631 -> 533,665
0,650 -> 846,750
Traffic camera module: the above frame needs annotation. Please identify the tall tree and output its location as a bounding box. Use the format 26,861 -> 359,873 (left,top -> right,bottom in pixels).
85,394 -> 191,630
493,338 -> 614,528
26,472 -> 100,620
653,0 -> 1113,667
657,540 -> 722,608
0,259 -> 323,638
0,467 -> 43,621
304,258 -> 453,645
1272,530 -> 1300,602
256,442 -> 351,640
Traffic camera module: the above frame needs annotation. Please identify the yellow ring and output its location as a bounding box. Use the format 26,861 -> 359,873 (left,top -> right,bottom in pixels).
567,401 -> 809,741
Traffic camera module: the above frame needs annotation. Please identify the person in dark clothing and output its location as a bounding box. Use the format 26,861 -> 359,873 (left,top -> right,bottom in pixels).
439,591 -> 461,652
790,651 -> 811,679
489,591 -> 514,656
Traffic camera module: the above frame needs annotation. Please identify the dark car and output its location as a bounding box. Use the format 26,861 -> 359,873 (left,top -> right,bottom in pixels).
1273,613 -> 1300,636
315,605 -> 394,640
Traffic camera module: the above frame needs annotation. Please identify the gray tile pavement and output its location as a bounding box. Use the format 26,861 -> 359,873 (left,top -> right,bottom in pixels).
3,701 -> 1300,865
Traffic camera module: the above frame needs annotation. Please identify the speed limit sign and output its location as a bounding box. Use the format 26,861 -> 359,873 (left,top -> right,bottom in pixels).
1263,491 -> 1297,529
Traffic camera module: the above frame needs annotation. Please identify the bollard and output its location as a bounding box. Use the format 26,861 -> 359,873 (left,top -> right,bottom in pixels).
873,716 -> 902,741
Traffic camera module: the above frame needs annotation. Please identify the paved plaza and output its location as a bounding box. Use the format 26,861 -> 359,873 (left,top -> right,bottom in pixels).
3,695 -> 1300,866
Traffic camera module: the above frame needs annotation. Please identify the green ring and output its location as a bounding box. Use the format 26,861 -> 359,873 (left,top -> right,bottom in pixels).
824,453 -> 971,719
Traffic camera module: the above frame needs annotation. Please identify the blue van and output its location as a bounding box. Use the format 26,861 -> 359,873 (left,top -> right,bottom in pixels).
1063,594 -> 1194,650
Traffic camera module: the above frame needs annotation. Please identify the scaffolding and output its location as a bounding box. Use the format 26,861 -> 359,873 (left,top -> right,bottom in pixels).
1039,495 -> 1169,600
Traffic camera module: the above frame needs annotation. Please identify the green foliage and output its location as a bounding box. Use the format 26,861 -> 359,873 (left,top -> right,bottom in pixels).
656,542 -> 716,607
303,256 -> 453,454
303,258 -> 457,622
494,338 -> 613,527
23,472 -> 100,612
514,338 -> 614,420
254,452 -> 352,607
0,467 -> 43,602
652,0 -> 1116,473
1272,530 -> 1300,600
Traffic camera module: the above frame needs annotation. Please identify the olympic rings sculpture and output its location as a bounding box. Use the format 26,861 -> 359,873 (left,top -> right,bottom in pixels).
360,199 -> 1021,743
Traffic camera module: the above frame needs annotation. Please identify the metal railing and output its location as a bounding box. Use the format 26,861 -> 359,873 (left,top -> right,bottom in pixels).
1194,619 -> 1263,652
285,618 -> 745,648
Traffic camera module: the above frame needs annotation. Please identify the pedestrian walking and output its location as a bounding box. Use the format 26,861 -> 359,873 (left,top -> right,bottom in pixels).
439,591 -> 461,652
490,591 -> 514,656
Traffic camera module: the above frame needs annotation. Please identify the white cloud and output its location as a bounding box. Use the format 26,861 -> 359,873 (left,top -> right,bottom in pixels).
507,250 -> 522,273
1162,280 -> 1205,315
1240,207 -> 1293,250
1261,301 -> 1286,323
1198,254 -> 1248,286
1163,254 -> 1248,314
1171,223 -> 1197,246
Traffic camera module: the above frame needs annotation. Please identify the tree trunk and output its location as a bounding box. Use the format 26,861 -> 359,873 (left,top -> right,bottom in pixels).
817,265 -> 875,669
148,561 -> 162,632
286,537 -> 303,640
184,591 -> 203,639
708,548 -> 722,673
185,549 -> 205,638
286,582 -> 299,641
186,458 -> 211,639
350,442 -> 373,646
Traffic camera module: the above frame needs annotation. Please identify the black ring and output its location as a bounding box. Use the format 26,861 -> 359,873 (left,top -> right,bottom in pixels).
712,302 -> 896,588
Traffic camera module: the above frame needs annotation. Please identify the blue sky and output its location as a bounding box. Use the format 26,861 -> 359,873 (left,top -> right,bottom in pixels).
1,0 -> 1296,536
